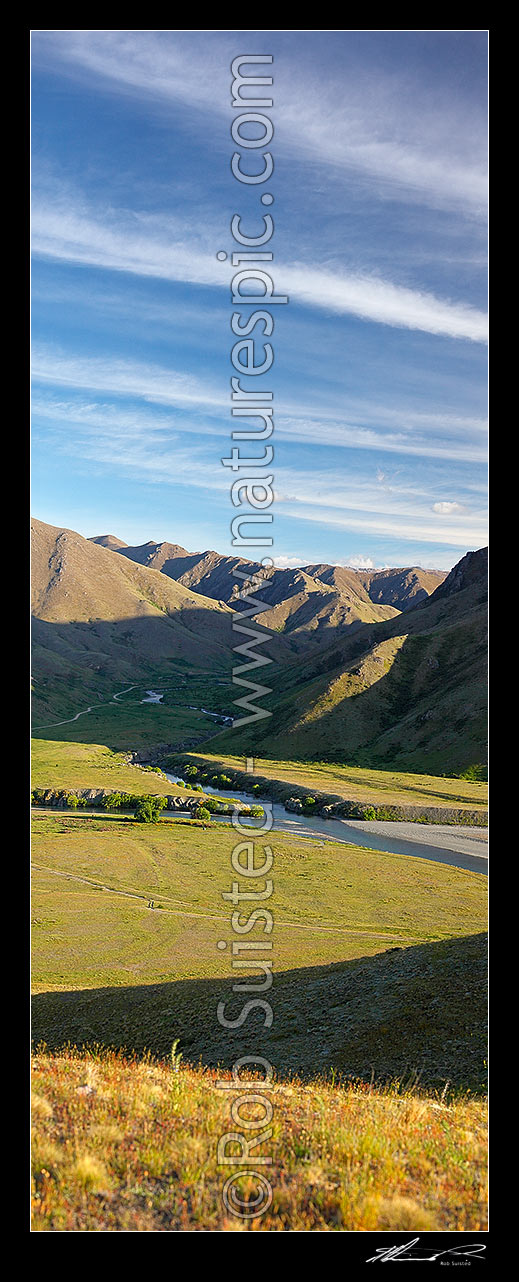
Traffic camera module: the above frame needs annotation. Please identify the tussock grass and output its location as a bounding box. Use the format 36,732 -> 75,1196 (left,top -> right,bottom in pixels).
31,1048 -> 487,1233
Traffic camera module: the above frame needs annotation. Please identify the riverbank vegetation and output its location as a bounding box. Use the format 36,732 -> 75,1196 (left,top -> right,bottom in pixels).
165,755 -> 487,826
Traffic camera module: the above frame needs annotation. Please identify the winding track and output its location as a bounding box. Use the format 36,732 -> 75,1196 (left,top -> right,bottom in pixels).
31,862 -> 413,941
33,687 -> 138,730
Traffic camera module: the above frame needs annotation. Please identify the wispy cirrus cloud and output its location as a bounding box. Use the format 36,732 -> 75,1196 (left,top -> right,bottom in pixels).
277,414 -> 487,464
31,349 -> 487,464
31,196 -> 488,342
32,388 -> 487,552
31,345 -> 225,412
276,499 -> 487,550
32,31 -> 487,218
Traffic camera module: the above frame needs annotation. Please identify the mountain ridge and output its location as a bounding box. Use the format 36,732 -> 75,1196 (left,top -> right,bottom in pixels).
208,547 -> 488,773
33,518 -> 487,772
88,534 -> 447,652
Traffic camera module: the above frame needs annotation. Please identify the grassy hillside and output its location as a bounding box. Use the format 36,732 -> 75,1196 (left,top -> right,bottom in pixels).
31,518 -> 234,730
209,550 -> 487,775
358,565 -> 446,609
31,527 -> 488,1233
32,519 -> 230,633
32,812 -> 486,1087
227,565 -> 399,651
174,752 -> 488,811
32,521 -> 486,777
99,535 -> 445,615
32,700 -> 225,753
98,538 -> 448,653
32,739 -> 202,797
31,1049 -> 487,1232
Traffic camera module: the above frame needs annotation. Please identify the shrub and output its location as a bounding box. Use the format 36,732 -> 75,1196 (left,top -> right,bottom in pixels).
196,806 -> 211,821
134,796 -> 167,824
362,806 -> 377,821
459,763 -> 488,782
171,1038 -> 183,1071
202,796 -> 221,813
303,796 -> 316,809
250,805 -> 264,818
102,792 -> 125,811
186,765 -> 198,779
66,794 -> 79,809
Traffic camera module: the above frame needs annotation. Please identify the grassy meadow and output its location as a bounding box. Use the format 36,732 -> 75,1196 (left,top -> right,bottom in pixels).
178,752 -> 488,812
31,1049 -> 487,1232
31,738 -> 488,1231
32,811 -> 486,1087
32,702 -> 220,753
32,673 -> 234,753
31,739 -> 203,798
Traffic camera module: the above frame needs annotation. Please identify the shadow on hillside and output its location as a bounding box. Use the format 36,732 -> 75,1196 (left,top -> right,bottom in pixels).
31,608 -> 289,750
215,602 -> 487,776
32,933 -> 487,1094
32,608 -> 235,674
31,609 -> 239,750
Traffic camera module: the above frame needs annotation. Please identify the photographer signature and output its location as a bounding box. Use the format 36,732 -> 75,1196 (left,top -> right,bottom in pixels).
367,1237 -> 486,1262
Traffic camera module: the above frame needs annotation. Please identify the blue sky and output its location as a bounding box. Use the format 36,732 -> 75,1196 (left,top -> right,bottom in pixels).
31,30 -> 488,571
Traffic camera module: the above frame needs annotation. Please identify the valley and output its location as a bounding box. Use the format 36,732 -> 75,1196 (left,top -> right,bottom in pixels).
31,516 -> 488,1232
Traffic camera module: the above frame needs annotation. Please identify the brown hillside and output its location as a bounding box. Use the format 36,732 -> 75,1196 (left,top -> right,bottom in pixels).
31,520 -> 235,724
209,548 -> 487,774
89,534 -> 129,551
103,539 -> 446,650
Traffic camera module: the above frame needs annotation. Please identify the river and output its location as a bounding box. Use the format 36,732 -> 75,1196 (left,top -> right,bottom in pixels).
162,773 -> 488,875
33,687 -> 487,876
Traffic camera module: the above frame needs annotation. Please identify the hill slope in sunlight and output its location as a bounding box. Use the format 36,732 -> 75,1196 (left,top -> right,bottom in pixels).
31,519 -> 234,725
31,1047 -> 487,1232
209,549 -> 487,774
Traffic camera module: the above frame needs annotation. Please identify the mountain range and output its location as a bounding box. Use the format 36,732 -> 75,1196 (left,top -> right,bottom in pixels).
89,535 -> 446,653
32,518 -> 487,772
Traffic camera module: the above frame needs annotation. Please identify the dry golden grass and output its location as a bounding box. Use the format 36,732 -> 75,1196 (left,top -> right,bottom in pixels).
186,752 -> 488,811
31,1049 -> 487,1233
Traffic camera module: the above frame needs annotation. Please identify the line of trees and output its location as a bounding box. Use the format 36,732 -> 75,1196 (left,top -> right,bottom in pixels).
31,787 -> 264,823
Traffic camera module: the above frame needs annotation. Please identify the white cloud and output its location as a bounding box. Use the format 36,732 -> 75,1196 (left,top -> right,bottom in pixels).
280,262 -> 487,341
274,553 -> 375,570
343,555 -> 376,570
32,32 -> 487,217
277,414 -> 487,464
33,384 -> 488,551
32,353 -> 488,468
432,501 -> 466,514
277,500 -> 487,549
272,555 -> 307,569
31,196 -> 488,342
31,346 -> 225,413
